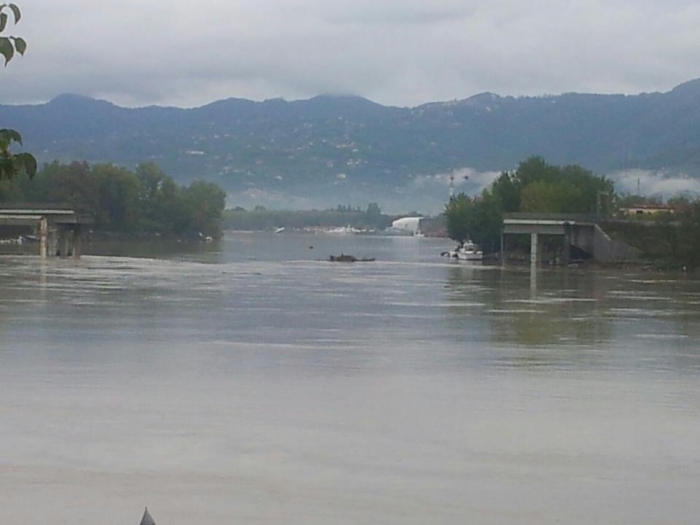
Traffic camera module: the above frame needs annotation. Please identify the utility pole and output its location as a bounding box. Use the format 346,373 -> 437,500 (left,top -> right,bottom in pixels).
597,191 -> 610,217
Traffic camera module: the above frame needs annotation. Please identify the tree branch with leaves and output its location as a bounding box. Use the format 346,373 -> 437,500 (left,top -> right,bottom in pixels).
0,3 -> 36,180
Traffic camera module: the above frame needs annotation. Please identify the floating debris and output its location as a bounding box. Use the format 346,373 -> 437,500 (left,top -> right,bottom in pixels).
329,254 -> 375,262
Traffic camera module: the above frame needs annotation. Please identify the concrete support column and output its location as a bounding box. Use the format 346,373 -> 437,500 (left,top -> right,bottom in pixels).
530,233 -> 538,267
562,232 -> 571,266
562,222 -> 572,266
60,226 -> 71,257
500,233 -> 506,266
39,217 -> 48,258
73,224 -> 82,258
47,225 -> 58,257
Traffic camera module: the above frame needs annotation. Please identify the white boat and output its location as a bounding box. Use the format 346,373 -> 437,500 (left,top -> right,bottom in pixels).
442,241 -> 483,261
274,227 -> 285,234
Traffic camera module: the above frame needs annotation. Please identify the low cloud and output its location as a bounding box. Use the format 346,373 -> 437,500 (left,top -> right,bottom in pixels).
610,169 -> 700,199
2,1 -> 700,108
412,167 -> 501,195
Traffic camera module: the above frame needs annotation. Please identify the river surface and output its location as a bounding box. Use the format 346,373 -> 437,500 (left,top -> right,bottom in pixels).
1,233 -> 699,524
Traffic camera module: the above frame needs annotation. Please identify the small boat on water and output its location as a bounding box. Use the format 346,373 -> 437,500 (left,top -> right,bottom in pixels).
441,241 -> 483,261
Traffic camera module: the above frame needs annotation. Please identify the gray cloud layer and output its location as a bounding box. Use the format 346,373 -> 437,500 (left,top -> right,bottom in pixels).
1,1 -> 699,107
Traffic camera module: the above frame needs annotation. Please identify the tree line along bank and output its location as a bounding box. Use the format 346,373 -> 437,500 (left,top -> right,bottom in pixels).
0,161 -> 227,238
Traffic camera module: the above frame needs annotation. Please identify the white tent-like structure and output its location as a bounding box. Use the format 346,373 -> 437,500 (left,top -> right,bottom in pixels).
391,217 -> 423,234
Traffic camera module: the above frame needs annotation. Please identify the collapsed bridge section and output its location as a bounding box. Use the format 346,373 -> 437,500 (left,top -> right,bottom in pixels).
0,204 -> 92,258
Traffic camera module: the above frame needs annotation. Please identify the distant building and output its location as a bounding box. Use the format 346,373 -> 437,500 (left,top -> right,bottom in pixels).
621,204 -> 675,216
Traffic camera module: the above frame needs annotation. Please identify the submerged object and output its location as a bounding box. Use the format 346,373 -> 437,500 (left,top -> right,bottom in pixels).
329,254 -> 375,262
140,507 -> 156,525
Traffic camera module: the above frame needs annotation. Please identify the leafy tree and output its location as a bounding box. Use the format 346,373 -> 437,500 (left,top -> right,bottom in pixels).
491,171 -> 520,213
135,162 -> 167,231
0,159 -> 226,237
366,202 -> 381,221
506,156 -> 612,215
136,162 -> 166,203
93,163 -> 142,231
520,180 -> 583,214
184,180 -> 227,237
469,191 -> 503,252
0,3 -> 35,180
49,161 -> 102,216
444,193 -> 473,244
445,157 -> 615,254
151,176 -> 188,235
655,201 -> 700,268
444,192 -> 502,251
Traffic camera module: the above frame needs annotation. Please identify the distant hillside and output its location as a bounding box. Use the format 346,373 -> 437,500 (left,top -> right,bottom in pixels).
2,80 -> 700,210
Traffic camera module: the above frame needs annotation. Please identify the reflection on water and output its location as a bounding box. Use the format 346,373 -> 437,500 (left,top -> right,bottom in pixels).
442,262 -> 700,373
1,234 -> 700,525
444,265 -> 614,351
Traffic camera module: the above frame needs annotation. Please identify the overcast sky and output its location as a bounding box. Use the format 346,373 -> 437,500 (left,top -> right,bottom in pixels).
1,0 -> 699,108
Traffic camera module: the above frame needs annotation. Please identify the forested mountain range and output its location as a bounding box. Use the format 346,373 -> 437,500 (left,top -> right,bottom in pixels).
2,79 -> 700,210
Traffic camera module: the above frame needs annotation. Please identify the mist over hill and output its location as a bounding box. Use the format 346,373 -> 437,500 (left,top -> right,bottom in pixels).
2,80 -> 700,212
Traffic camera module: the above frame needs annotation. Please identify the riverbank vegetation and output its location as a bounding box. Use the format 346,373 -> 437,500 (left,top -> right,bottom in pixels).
445,156 -> 613,253
602,198 -> 700,269
0,161 -> 227,238
445,156 -> 700,269
223,203 -> 393,231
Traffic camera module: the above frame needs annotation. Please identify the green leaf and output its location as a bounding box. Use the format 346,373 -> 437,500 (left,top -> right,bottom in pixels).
12,36 -> 25,55
0,36 -> 13,64
0,128 -> 23,144
8,3 -> 19,23
15,152 -> 37,178
0,12 -> 8,33
0,157 -> 15,180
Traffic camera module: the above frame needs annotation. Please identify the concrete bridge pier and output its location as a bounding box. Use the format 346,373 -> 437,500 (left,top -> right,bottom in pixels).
39,217 -> 48,258
47,224 -> 84,258
35,216 -> 88,258
57,225 -> 70,257
72,224 -> 83,258
40,221 -> 60,257
561,221 -> 572,265
47,224 -> 59,257
530,233 -> 539,267
0,205 -> 90,258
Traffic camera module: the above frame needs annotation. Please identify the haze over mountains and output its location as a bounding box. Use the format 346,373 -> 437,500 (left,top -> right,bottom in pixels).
2,79 -> 700,212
